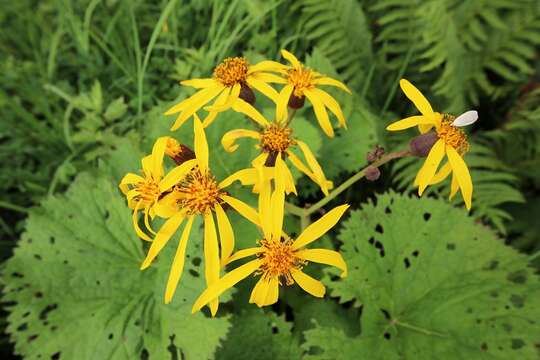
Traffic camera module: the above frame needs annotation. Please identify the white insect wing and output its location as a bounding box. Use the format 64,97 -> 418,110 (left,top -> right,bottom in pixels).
452,110 -> 478,127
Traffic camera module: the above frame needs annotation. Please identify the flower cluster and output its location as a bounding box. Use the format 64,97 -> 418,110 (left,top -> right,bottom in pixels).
120,50 -> 476,316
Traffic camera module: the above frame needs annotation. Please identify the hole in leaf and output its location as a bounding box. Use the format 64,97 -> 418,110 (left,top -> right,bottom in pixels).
507,270 -> 527,284
12,272 -> 24,278
191,257 -> 201,266
35,292 -> 43,298
23,312 -> 30,318
423,213 -> 431,221
34,254 -> 42,260
28,334 -> 38,342
39,304 -> 58,321
404,258 -> 410,269
189,269 -> 199,277
380,309 -> 391,320
104,210 -> 110,220
512,339 -> 525,350
140,348 -> 149,360
384,206 -> 391,214
368,237 -> 374,245
374,241 -> 385,257
271,324 -> 279,334
375,224 -> 383,234
51,351 -> 61,360
412,250 -> 419,257
49,237 -> 55,245
108,333 -> 113,340
383,332 -> 391,340
481,343 -> 488,351
17,323 -> 28,331
446,243 -> 456,250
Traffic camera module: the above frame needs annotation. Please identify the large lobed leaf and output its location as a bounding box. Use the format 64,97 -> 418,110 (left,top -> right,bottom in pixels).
303,192 -> 540,359
2,174 -> 230,360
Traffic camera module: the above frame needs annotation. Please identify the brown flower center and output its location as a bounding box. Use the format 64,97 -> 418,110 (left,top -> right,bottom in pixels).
260,124 -> 296,153
257,238 -> 304,285
437,114 -> 469,154
287,67 -> 315,97
175,170 -> 223,215
213,57 -> 249,87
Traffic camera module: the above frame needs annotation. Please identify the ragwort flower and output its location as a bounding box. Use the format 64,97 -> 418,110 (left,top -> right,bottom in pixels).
140,116 -> 259,315
119,138 -> 197,241
386,79 -> 478,210
164,57 -> 286,130
191,175 -> 348,314
270,50 -> 351,137
220,110 -> 333,195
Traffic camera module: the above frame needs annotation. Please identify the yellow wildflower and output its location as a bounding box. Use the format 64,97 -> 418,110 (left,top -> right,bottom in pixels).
191,178 -> 348,315
139,116 -> 260,315
269,50 -> 351,137
164,57 -> 286,130
220,110 -> 333,195
386,79 -> 478,210
119,137 -> 197,241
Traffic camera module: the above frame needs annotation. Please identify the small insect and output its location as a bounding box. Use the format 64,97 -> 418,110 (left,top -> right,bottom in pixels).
451,110 -> 478,127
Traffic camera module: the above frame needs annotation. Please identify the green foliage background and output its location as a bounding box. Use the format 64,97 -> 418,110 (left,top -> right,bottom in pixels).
1,0 -> 539,359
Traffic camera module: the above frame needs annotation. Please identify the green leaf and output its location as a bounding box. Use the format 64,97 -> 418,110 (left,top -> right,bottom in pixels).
90,80 -> 103,113
104,97 -> 128,121
216,309 -> 302,360
304,192 -> 540,359
2,174 -> 230,360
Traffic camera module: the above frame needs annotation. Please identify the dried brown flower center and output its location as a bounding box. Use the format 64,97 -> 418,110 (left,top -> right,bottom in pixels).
260,124 -> 296,153
437,114 -> 469,154
257,238 -> 304,285
287,67 -> 315,97
213,57 -> 249,87
176,170 -> 222,215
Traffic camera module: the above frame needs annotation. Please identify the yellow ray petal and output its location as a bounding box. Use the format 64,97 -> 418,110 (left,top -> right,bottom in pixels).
449,173 -> 459,200
151,137 -> 169,179
154,192 -> 181,218
191,259 -> 262,314
221,129 -> 261,153
249,277 -> 269,307
170,85 -> 225,131
399,79 -> 434,116
132,201 -> 153,242
159,159 -> 197,192
258,174 -> 273,240
290,268 -> 325,297
193,115 -> 209,173
164,215 -> 194,304
280,154 -> 297,195
246,77 -> 280,103
263,276 -> 279,306
276,84 -> 294,123
297,249 -> 347,277
219,168 -> 259,189
446,146 -> 473,210
144,208 -> 157,235
141,212 -> 185,269
141,155 -> 154,179
280,49 -> 302,69
231,98 -> 270,127
270,158 -> 286,239
202,88 -> 231,127
225,247 -> 263,265
206,83 -> 240,112
180,78 -> 218,89
417,139 -> 446,195
287,152 -> 320,187
386,116 -> 434,131
119,173 -> 145,194
165,84 -> 223,115
204,212 -> 220,316
429,161 -> 452,185
292,204 -> 350,250
304,89 -> 334,137
248,60 -> 288,74
251,72 -> 288,84
310,88 -> 347,128
215,203 -> 235,266
312,76 -> 351,94
296,140 -> 331,195
221,195 -> 260,226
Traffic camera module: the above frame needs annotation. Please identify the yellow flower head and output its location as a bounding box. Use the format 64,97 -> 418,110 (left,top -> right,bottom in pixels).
164,57 -> 286,130
137,116 -> 260,316
119,137 -> 197,241
219,108 -> 334,196
271,50 -> 352,137
386,79 -> 478,210
191,177 -> 349,315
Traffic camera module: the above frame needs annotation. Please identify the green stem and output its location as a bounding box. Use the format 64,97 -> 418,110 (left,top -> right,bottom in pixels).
304,150 -> 410,216
285,108 -> 297,126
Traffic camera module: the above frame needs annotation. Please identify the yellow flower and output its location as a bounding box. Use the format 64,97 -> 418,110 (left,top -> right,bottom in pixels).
386,79 -> 476,210
191,179 -> 349,315
164,57 -> 286,130
139,116 -> 260,315
269,49 -> 351,137
119,137 -> 197,241
219,110 -> 333,195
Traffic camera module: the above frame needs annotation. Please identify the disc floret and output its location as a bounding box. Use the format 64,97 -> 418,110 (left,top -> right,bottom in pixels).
287,67 -> 315,97
213,57 -> 249,87
437,114 -> 469,155
257,238 -> 304,285
260,123 -> 296,153
176,170 -> 223,215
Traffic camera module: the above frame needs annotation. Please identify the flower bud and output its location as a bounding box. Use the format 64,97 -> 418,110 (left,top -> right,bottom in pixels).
367,145 -> 385,163
409,132 -> 438,157
288,94 -> 305,109
239,83 -> 256,105
365,166 -> 380,181
166,137 -> 196,165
